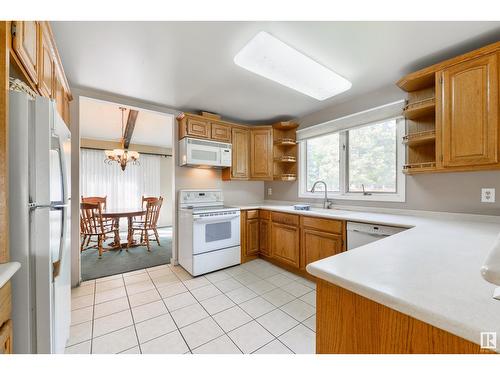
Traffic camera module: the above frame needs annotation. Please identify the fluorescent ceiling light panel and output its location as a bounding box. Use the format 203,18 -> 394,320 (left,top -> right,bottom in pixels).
234,31 -> 351,101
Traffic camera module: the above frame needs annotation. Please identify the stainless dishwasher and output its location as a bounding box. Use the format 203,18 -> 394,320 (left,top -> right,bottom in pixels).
347,221 -> 406,250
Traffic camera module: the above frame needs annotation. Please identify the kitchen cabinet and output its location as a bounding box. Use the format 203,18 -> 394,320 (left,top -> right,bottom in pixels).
226,127 -> 250,180
211,122 -> 232,142
0,282 -> 12,354
178,116 -> 211,139
240,210 -> 259,263
259,210 -> 271,257
439,52 -> 499,168
246,217 -> 260,257
11,21 -> 39,85
0,320 -> 12,354
250,127 -> 273,180
271,222 -> 300,268
38,23 -> 55,98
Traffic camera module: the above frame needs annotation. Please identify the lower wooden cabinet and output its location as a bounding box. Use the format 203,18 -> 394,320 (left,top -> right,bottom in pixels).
0,320 -> 12,354
270,222 -> 300,268
246,217 -> 260,257
301,228 -> 343,270
259,219 -> 271,257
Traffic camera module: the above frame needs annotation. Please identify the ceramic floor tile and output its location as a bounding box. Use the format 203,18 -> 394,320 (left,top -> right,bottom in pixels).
253,339 -> 293,354
212,306 -> 252,333
193,335 -> 242,354
225,286 -> 258,304
299,290 -> 316,307
278,324 -> 315,354
163,291 -> 197,311
256,309 -> 299,337
303,314 -> 316,332
95,273 -> 123,283
132,300 -> 168,323
213,278 -> 243,293
170,303 -> 209,328
233,272 -> 260,285
265,274 -> 294,288
297,278 -> 316,290
150,272 -> 179,286
123,273 -> 151,285
183,276 -> 211,290
280,299 -> 315,322
261,288 -> 296,307
140,330 -> 189,354
148,267 -> 174,279
92,326 -> 138,354
157,281 -> 188,299
71,284 -> 95,298
128,289 -> 161,308
93,309 -> 134,338
135,313 -> 177,343
227,321 -> 273,354
190,284 -> 222,301
123,268 -> 147,277
119,346 -> 141,354
125,280 -> 155,296
71,306 -> 93,326
199,294 -> 235,315
147,264 -> 170,272
66,321 -> 92,346
65,340 -> 91,354
280,281 -> 312,298
204,270 -> 231,283
224,265 -> 248,277
246,280 -> 277,295
71,294 -> 94,310
278,270 -> 301,281
250,266 -> 281,279
94,287 -> 127,304
180,317 -> 224,350
79,280 -> 95,287
95,278 -> 125,293
93,297 -> 130,319
239,296 -> 276,318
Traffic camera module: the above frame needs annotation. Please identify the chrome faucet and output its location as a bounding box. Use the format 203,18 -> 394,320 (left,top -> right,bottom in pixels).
311,180 -> 333,209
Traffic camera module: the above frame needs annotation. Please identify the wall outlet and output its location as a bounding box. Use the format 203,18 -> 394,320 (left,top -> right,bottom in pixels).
267,187 -> 273,196
481,188 -> 495,203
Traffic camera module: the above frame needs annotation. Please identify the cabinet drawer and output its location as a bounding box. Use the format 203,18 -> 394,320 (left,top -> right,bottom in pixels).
246,210 -> 259,220
0,320 -> 12,354
186,118 -> 211,138
271,211 -> 299,226
301,216 -> 343,234
259,210 -> 270,220
0,282 -> 11,329
211,123 -> 232,142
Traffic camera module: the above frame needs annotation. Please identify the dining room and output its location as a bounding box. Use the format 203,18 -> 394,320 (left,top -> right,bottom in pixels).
78,96 -> 174,281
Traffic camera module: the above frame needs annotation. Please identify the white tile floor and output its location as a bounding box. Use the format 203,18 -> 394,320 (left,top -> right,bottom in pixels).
66,259 -> 316,354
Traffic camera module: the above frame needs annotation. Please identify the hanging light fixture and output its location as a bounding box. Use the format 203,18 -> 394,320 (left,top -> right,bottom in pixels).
104,107 -> 140,171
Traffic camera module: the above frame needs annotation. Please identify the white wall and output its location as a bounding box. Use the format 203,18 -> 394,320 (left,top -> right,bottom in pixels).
159,155 -> 174,227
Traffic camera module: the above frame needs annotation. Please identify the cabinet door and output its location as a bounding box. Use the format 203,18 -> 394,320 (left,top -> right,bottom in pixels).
38,26 -> 54,98
186,117 -> 211,138
259,219 -> 271,256
231,128 -> 250,179
12,21 -> 39,84
440,53 -> 498,167
250,127 -> 273,179
301,229 -> 343,270
271,222 -> 300,268
211,122 -> 232,142
246,218 -> 260,257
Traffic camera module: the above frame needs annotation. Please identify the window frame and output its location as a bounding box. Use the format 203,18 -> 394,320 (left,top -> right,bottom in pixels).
298,116 -> 406,203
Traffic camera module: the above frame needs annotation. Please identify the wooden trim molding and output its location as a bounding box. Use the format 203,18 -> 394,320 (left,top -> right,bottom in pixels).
0,22 -> 9,264
316,280 -> 493,354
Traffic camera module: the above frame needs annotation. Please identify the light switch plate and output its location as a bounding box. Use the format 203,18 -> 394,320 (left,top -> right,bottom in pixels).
481,188 -> 496,203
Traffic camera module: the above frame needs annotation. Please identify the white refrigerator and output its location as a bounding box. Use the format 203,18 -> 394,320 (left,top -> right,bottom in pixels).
9,91 -> 72,354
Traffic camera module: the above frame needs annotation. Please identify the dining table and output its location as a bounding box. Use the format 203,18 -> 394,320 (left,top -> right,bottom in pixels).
102,207 -> 146,249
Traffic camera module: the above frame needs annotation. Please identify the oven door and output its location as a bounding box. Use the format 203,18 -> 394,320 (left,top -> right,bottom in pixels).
192,212 -> 240,254
187,141 -> 222,167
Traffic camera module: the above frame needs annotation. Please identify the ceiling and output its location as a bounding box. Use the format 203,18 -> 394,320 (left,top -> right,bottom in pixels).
79,96 -> 173,148
52,21 -> 500,124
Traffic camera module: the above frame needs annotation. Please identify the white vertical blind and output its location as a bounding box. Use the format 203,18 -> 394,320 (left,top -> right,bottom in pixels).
80,148 -> 161,210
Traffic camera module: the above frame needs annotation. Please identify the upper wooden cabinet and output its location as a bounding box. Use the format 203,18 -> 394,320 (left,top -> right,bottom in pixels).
439,53 -> 498,168
227,127 -> 250,180
250,127 -> 273,180
398,42 -> 500,174
211,122 -> 232,142
178,116 -> 211,139
11,21 -> 72,126
11,21 -> 39,85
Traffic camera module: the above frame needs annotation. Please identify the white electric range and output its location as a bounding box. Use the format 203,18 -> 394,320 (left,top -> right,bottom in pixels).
178,189 -> 241,276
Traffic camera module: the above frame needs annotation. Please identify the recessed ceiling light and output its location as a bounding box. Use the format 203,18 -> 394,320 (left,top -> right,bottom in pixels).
234,31 -> 352,101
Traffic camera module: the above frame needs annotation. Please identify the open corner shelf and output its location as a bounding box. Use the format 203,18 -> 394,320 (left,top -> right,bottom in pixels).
403,162 -> 436,174
403,130 -> 436,146
274,156 -> 296,163
274,174 -> 297,181
274,138 -> 297,146
404,97 -> 436,120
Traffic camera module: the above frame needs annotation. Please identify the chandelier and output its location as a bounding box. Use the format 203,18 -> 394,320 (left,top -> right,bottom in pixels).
104,107 -> 140,171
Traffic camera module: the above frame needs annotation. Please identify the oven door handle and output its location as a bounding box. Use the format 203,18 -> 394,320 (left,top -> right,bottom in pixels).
193,213 -> 240,222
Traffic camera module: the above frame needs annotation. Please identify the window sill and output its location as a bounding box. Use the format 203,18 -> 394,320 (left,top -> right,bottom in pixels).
298,192 -> 406,203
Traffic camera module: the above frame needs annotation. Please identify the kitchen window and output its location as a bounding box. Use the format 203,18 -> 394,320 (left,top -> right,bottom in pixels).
299,115 -> 406,202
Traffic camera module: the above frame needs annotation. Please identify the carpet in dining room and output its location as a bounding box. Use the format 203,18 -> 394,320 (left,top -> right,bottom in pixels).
81,226 -> 172,281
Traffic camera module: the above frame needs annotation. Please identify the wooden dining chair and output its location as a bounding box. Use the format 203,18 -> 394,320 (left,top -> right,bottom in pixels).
132,197 -> 163,251
80,202 -> 117,258
81,196 -> 114,245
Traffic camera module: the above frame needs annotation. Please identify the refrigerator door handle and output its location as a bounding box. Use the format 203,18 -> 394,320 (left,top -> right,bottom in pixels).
51,205 -> 67,280
50,132 -> 68,205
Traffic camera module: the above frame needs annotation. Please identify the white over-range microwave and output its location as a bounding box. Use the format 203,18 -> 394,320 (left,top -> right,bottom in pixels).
179,137 -> 232,168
